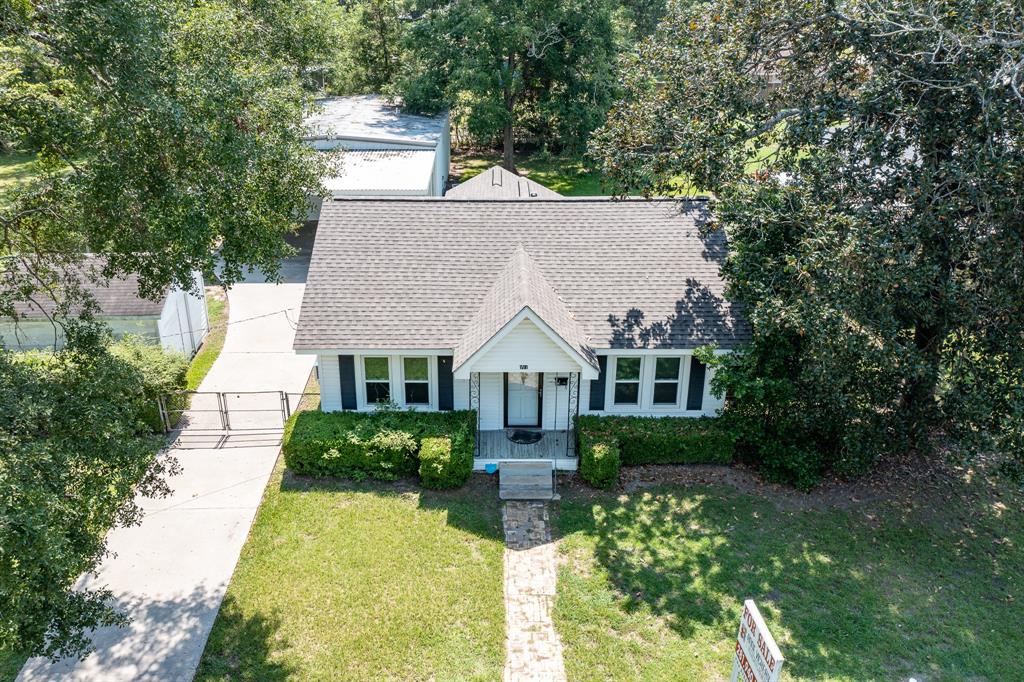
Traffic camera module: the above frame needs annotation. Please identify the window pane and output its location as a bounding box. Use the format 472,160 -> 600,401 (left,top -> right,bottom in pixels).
655,357 -> 681,380
366,381 -> 390,403
614,382 -> 639,404
653,382 -> 679,404
364,357 -> 389,380
403,357 -> 428,381
405,383 -> 429,405
615,357 -> 641,380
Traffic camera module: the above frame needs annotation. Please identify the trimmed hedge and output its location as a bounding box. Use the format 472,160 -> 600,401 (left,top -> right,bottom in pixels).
576,414 -> 734,467
283,409 -> 476,483
418,433 -> 473,489
579,435 -> 621,489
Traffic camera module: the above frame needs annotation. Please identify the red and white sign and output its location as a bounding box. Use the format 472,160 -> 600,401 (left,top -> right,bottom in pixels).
730,600 -> 784,682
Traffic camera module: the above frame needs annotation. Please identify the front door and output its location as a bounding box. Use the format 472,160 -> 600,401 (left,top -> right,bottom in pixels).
505,372 -> 541,427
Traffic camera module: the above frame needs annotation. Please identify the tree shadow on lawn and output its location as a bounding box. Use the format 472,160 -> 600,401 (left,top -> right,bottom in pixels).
195,595 -> 293,682
279,469 -> 505,543
555,482 -> 1021,680
18,587 -> 292,682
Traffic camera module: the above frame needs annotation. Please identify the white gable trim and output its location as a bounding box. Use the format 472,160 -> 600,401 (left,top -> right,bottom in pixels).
453,307 -> 598,381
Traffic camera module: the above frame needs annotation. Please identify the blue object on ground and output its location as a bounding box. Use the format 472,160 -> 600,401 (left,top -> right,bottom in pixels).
485,463 -> 498,474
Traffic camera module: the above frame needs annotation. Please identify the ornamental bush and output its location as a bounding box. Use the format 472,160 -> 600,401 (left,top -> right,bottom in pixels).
579,436 -> 621,489
283,409 -> 476,483
418,432 -> 473,489
576,415 -> 734,466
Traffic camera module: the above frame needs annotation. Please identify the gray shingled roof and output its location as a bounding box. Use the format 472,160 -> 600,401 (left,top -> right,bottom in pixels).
454,245 -> 597,371
304,96 -> 447,145
295,198 -> 750,353
8,256 -> 166,319
446,166 -> 562,199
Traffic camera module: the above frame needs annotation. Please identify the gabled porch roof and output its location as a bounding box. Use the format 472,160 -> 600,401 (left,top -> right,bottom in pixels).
453,245 -> 598,379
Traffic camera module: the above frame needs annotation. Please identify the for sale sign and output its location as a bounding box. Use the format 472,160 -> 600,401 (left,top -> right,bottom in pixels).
730,600 -> 784,682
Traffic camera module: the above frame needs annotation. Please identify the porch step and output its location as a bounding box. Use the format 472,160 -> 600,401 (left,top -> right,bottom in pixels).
499,461 -> 555,501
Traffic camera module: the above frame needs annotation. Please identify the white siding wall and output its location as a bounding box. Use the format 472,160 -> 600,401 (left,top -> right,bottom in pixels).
433,122 -> 450,195
156,271 -> 208,356
542,373 -> 572,430
318,354 -> 342,412
454,378 -> 470,410
468,318 -> 581,374
0,316 -> 158,350
478,372 -> 504,429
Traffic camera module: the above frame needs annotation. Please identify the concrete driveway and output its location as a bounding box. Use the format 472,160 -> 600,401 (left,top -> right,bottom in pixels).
18,283 -> 315,682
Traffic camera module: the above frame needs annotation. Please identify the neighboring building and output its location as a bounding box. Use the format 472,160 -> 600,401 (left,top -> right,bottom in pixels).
304,96 -> 450,219
445,165 -> 561,200
1,263 -> 208,356
293,174 -> 748,470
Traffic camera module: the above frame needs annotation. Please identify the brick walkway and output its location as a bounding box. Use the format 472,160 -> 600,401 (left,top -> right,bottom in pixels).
502,501 -> 567,682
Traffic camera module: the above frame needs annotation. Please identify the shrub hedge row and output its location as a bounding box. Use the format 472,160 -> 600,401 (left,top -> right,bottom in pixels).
283,409 -> 476,485
578,433 -> 621,489
576,414 -> 734,468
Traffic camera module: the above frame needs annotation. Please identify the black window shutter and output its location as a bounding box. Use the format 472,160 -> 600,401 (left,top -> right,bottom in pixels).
338,355 -> 357,410
437,356 -> 454,411
589,356 -> 607,411
686,357 -> 706,411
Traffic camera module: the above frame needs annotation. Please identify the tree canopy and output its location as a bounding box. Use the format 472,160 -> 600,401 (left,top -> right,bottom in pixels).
400,0 -> 620,168
0,0 -> 330,328
594,0 -> 1024,486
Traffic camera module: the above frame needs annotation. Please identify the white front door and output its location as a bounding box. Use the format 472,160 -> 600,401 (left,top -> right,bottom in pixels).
506,372 -> 540,427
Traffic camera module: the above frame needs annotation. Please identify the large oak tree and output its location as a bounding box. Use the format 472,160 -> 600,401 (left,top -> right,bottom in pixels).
400,0 -> 619,169
0,0 -> 333,660
593,0 -> 1024,486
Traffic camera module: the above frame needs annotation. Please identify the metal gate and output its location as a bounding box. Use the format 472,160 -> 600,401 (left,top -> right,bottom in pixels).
158,390 -> 319,448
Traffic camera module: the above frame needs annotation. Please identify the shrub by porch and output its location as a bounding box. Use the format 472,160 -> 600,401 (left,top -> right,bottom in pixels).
576,415 -> 734,487
282,409 -> 476,485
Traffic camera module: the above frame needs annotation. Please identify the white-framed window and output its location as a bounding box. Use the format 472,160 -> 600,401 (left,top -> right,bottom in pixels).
652,357 -> 682,406
363,356 -> 391,404
402,356 -> 430,405
613,356 -> 642,405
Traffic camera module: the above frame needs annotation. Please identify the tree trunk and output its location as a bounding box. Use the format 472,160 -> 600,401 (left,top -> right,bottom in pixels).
502,120 -> 515,171
901,321 -> 944,448
502,54 -> 516,171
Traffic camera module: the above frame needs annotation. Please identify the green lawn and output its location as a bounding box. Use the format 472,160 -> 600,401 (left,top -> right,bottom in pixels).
0,152 -> 39,200
452,150 -> 605,196
195,466 -> 506,681
185,288 -> 228,390
553,473 -> 1024,681
0,649 -> 26,681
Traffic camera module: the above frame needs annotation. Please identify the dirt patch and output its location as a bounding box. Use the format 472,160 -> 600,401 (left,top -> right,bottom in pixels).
562,450 -> 1011,515
205,284 -> 227,303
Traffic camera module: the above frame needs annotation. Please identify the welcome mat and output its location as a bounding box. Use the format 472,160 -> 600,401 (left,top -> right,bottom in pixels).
507,429 -> 544,445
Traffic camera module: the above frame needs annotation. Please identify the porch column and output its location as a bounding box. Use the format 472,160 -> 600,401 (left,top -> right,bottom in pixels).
469,372 -> 481,457
567,372 -> 580,457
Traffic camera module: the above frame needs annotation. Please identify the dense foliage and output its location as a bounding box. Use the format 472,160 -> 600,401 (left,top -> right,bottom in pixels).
0,0 -> 330,330
109,335 -> 189,432
579,435 -> 621,489
0,346 -> 177,661
593,0 -> 1024,486
400,0 -> 620,168
577,414 -> 735,466
283,409 -> 476,482
418,435 -> 474,489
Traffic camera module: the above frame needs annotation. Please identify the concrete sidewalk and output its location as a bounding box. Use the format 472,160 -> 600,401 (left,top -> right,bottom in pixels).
19,283 -> 315,682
